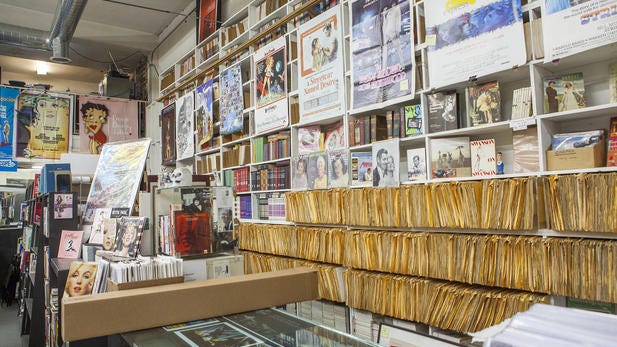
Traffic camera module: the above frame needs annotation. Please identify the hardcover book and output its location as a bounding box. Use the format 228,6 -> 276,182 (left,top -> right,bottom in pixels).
404,104 -> 423,136
113,217 -> 146,258
428,92 -> 458,133
511,87 -> 533,120
465,81 -> 502,127
406,148 -> 426,181
351,152 -> 372,187
297,125 -> 322,154
173,212 -> 211,257
58,230 -> 84,259
430,137 -> 471,178
544,72 -> 585,113
64,261 -> 98,297
328,149 -> 349,188
470,139 -> 497,177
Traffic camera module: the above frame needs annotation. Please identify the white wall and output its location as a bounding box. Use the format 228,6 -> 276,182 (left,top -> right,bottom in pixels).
1,71 -> 100,95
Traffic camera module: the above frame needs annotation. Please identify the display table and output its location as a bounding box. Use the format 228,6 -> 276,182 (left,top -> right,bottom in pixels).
122,307 -> 376,346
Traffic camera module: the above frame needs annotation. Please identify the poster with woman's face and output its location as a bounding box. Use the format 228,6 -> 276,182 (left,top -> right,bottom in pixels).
15,91 -> 72,159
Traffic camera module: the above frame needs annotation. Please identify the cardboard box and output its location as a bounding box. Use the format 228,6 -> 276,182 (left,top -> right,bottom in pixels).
62,267 -> 318,341
107,276 -> 184,291
546,140 -> 605,171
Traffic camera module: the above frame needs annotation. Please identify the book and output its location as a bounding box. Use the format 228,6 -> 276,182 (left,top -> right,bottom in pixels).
430,137 -> 471,178
323,121 -> 345,151
328,149 -> 349,188
428,92 -> 458,133
173,212 -> 211,257
404,104 -> 423,136
544,72 -> 585,113
372,139 -> 400,187
465,81 -> 502,127
113,217 -> 146,258
406,148 -> 426,181
88,208 -> 112,244
610,63 -> 617,104
64,261 -> 98,297
511,87 -> 533,120
298,125 -> 322,154
606,117 -> 617,167
308,152 -> 328,189
470,139 -> 497,176
351,152 -> 372,187
58,230 -> 84,259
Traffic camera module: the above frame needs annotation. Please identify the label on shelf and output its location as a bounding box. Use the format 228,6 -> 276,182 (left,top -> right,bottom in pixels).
510,117 -> 536,131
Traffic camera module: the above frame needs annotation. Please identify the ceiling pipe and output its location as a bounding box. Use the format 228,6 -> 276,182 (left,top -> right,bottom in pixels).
0,23 -> 51,51
49,0 -> 88,64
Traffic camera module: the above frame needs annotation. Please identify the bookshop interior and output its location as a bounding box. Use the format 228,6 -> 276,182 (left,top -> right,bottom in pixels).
0,0 -> 616,346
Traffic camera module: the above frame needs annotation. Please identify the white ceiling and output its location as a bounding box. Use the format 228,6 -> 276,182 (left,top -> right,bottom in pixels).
0,0 -> 195,70
0,54 -> 102,83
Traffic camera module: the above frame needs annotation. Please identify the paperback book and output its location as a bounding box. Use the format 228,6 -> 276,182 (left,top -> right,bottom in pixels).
470,139 -> 497,176
544,72 -> 585,113
427,92 -> 458,133
430,137 -> 471,178
58,230 -> 84,259
404,104 -> 423,136
465,81 -> 502,127
351,152 -> 372,187
406,148 -> 426,181
328,149 -> 349,188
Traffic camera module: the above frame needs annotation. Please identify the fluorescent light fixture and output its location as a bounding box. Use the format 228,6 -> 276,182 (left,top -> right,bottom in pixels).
31,165 -> 42,169
36,61 -> 48,75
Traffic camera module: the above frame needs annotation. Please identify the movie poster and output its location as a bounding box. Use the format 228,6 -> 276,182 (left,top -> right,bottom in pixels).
198,0 -> 219,43
15,90 -> 72,159
298,6 -> 345,123
424,0 -> 526,88
544,0 -> 617,62
372,139 -> 400,187
0,87 -> 19,171
161,103 -> 176,166
254,36 -> 288,135
78,96 -> 138,154
195,80 -> 214,149
219,65 -> 244,135
351,0 -> 415,111
176,92 -> 194,161
84,138 -> 151,224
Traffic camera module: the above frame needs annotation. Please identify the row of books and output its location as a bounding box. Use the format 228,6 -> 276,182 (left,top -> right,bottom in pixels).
159,211 -> 211,257
221,17 -> 249,47
253,131 -> 291,163
254,19 -> 288,50
232,167 -> 250,192
344,269 -> 549,334
349,105 -> 422,146
243,251 -> 345,303
238,195 -> 252,219
179,54 -> 195,77
222,143 -> 251,168
196,152 -> 220,174
286,177 -> 537,231
199,38 -> 219,63
254,0 -> 287,23
254,192 -> 286,220
238,224 -> 345,264
288,300 -> 348,333
160,69 -> 175,91
291,0 -> 338,28
250,164 -> 290,191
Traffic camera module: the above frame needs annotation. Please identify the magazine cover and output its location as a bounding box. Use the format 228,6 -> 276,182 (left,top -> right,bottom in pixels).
175,322 -> 263,347
180,188 -> 211,213
607,117 -> 617,167
323,121 -> 345,150
308,151 -> 329,189
176,92 -> 195,160
328,149 -> 350,188
78,96 -> 138,154
543,0 -> 617,62
214,207 -> 234,252
471,139 -> 497,176
372,139 -> 400,187
195,79 -> 214,148
351,152 -> 373,186
430,136 -> 471,178
220,65 -> 244,135
298,6 -> 346,123
351,0 -> 415,110
64,261 -> 98,297
254,36 -> 288,135
102,218 -> 118,251
404,104 -> 423,136
406,148 -> 426,180
544,72 -> 585,113
610,62 -> 617,104
173,212 -> 211,257
53,193 -> 73,219
292,155 -> 309,190
113,217 -> 145,258
465,81 -> 502,127
0,87 -> 19,170
427,92 -> 458,133
88,208 -> 112,244
58,230 -> 84,259
511,87 -> 532,120
161,103 -> 177,166
425,0 -> 526,88
84,138 -> 151,223
297,125 -> 322,154
15,90 -> 72,159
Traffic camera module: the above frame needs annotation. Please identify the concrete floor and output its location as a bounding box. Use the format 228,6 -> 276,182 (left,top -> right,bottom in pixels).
0,303 -> 27,347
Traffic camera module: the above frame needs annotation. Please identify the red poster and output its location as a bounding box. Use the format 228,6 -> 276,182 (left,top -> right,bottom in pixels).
198,0 -> 219,43
173,212 -> 211,257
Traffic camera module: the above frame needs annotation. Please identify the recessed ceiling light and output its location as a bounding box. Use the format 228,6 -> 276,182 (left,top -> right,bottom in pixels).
36,61 -> 48,75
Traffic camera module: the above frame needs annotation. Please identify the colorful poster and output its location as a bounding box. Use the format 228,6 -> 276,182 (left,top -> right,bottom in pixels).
195,80 -> 214,148
78,96 -> 138,154
219,65 -> 244,135
198,0 -> 219,43
84,138 -> 151,224
351,0 -> 415,111
424,0 -> 525,88
161,103 -> 176,166
298,6 -> 346,123
176,92 -> 195,160
254,36 -> 288,135
15,90 -> 72,159
544,0 -> 617,62
0,87 -> 19,171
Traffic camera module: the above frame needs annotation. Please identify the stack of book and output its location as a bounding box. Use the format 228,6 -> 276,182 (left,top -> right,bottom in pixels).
253,131 -> 291,163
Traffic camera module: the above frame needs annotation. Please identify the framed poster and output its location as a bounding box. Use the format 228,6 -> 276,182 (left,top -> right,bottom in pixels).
15,90 -> 73,159
543,0 -> 617,62
161,103 -> 177,166
298,5 -> 346,123
0,87 -> 19,171
83,138 -> 151,224
195,79 -> 214,148
424,0 -> 526,88
351,0 -> 415,111
219,65 -> 244,135
176,92 -> 195,160
254,36 -> 288,135
78,96 -> 138,154
198,0 -> 219,43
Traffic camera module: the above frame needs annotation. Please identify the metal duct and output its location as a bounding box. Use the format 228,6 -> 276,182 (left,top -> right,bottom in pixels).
49,0 -> 88,64
0,23 -> 50,51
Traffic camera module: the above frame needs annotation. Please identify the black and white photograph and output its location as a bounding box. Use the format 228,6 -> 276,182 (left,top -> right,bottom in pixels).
406,148 -> 426,181
328,149 -> 349,188
372,139 -> 400,187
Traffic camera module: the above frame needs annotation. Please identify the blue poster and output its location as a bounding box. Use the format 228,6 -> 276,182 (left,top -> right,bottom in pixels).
195,79 -> 214,147
0,87 -> 19,171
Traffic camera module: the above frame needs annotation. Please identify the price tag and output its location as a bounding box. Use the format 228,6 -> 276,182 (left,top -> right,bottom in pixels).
425,34 -> 437,46
510,117 -> 536,131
